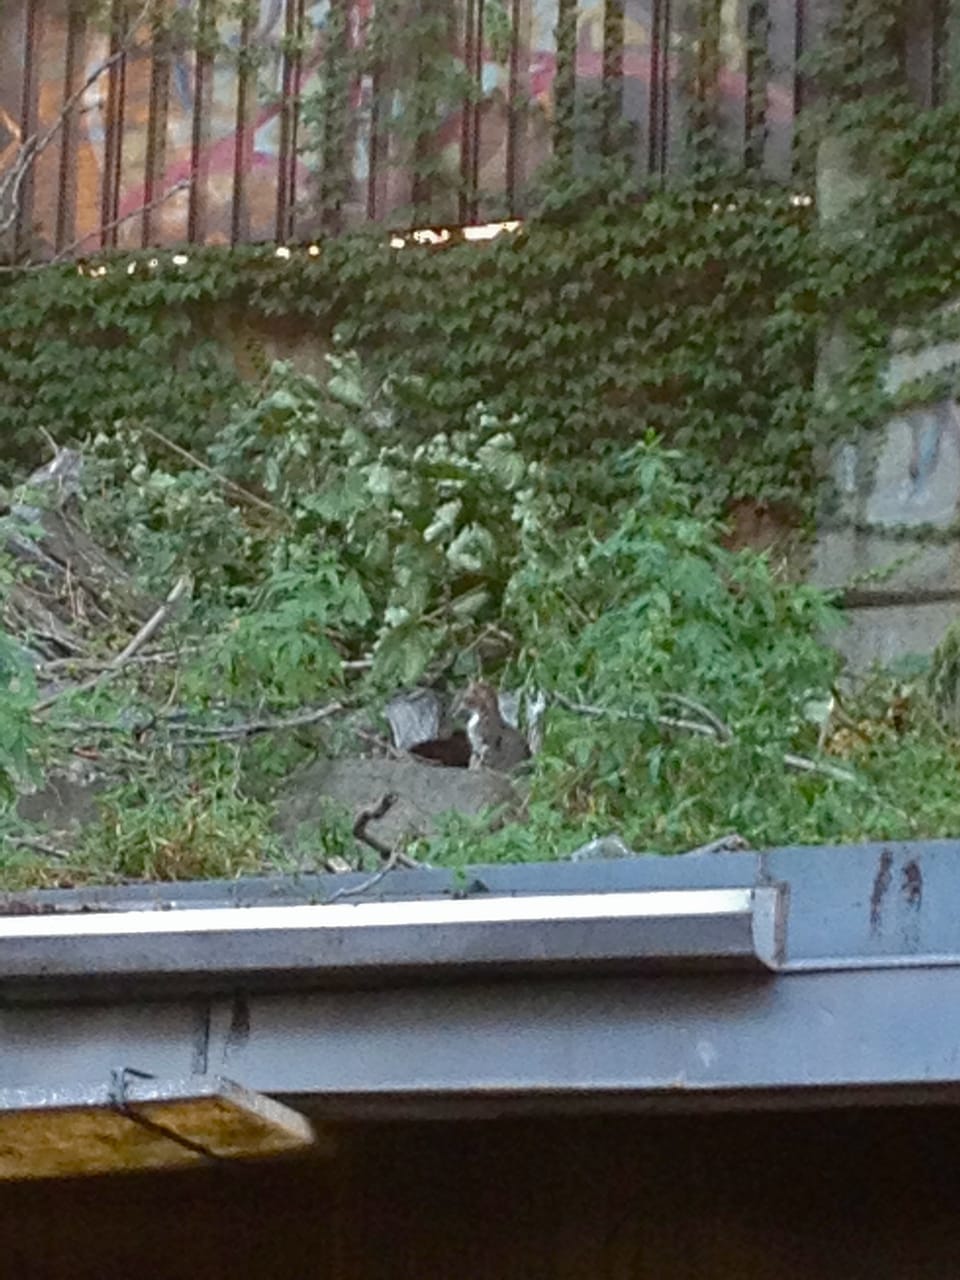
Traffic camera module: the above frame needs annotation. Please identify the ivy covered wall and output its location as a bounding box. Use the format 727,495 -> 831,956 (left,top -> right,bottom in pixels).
3,0 -> 960,661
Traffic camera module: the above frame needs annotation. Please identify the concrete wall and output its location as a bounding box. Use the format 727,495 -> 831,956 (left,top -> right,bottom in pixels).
812,132 -> 960,674
812,339 -> 960,671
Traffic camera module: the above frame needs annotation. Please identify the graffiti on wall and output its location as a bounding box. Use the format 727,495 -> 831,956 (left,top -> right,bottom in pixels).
0,0 -> 797,252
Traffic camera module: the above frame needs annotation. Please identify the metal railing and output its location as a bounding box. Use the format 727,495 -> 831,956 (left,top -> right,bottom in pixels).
0,0 -> 950,258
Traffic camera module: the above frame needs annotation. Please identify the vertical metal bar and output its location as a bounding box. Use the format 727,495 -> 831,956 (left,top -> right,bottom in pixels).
276,0 -> 304,239
143,10 -> 172,245
459,0 -> 477,222
100,0 -> 128,249
554,0 -> 577,163
932,0 -> 947,104
56,2 -> 87,253
15,0 -> 41,257
367,0 -> 400,225
290,0 -> 306,234
319,0 -> 350,232
342,0 -> 366,228
366,57 -> 383,221
505,0 -> 525,213
792,0 -> 806,121
230,1 -> 256,246
471,0 -> 485,217
648,0 -> 671,176
188,0 -> 215,244
744,0 -> 769,169
648,0 -> 662,174
602,0 -> 625,153
409,0 -> 435,220
659,0 -> 672,174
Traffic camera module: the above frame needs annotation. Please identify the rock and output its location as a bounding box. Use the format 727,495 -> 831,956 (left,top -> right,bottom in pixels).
16,768 -> 106,836
384,688 -> 445,750
567,835 -> 634,863
276,756 -> 520,849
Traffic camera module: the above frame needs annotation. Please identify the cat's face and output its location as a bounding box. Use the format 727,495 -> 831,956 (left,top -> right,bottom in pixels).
459,680 -> 499,717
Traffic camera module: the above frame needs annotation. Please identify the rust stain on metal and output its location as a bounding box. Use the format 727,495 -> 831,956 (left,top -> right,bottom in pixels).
901,859 -> 923,910
225,994 -> 251,1056
870,848 -> 894,931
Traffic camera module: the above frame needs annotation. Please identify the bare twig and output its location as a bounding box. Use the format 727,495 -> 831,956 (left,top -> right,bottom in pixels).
554,692 -> 719,739
33,574 -> 190,714
51,179 -> 190,264
140,426 -> 285,520
654,714 -> 724,738
0,0 -> 156,238
174,701 -> 345,744
660,692 -> 732,742
111,575 -> 190,665
323,847 -> 405,904
52,701 -> 345,741
38,647 -> 196,675
324,797 -> 421,903
782,752 -> 856,783
351,792 -> 398,859
349,792 -> 420,870
6,835 -> 71,860
553,692 -> 856,783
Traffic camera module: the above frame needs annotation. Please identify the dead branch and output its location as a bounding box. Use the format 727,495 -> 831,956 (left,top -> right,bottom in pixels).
351,792 -> 398,859
38,648 -> 195,675
553,692 -> 856,783
323,847 -> 406,904
6,835 -> 71,860
660,692 -> 732,742
0,0 -> 157,240
782,751 -> 857,784
554,692 -> 719,739
175,702 -> 345,743
140,426 -> 285,520
51,179 -> 190,265
33,574 -> 190,714
324,794 -> 421,901
349,792 -> 419,869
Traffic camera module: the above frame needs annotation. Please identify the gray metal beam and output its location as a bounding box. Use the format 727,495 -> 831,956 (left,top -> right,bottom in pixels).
1,963 -> 959,1114
0,887 -> 784,1001
0,840 -> 957,1117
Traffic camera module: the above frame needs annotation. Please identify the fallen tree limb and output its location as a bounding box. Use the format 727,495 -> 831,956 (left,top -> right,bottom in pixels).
38,648 -> 195,675
141,426 -> 286,521
351,792 -> 398,859
6,835 -> 71,860
553,692 -> 856,783
324,847 -> 406,903
174,701 -> 345,744
660,692 -> 733,742
323,793 -> 421,902
350,793 -> 419,869
34,574 -> 190,714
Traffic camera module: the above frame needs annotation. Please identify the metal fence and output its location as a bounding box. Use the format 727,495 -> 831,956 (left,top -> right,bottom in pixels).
0,0 -> 951,257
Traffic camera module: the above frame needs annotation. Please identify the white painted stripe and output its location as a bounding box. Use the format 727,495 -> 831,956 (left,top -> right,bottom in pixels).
0,889 -> 754,940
